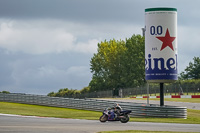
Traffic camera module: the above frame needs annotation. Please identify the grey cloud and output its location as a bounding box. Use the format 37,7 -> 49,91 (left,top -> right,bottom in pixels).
0,61 -> 14,86
0,0 -> 200,95
0,50 -> 92,94
0,0 -> 199,26
0,0 -> 145,24
0,20 -> 100,54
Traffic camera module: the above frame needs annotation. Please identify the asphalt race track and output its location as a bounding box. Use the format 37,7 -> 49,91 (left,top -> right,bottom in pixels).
0,114 -> 200,133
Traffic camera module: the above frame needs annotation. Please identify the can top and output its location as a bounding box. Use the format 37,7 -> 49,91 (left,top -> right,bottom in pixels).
145,7 -> 177,12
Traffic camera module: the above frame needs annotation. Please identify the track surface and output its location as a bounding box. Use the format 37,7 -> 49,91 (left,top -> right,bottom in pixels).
0,114 -> 200,133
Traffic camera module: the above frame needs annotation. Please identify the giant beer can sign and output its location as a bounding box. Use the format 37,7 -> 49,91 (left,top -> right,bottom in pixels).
145,8 -> 177,83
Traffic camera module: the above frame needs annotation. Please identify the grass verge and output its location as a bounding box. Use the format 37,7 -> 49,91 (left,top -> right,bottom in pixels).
129,93 -> 200,97
107,98 -> 200,103
0,102 -> 200,124
141,98 -> 200,103
97,130 -> 197,133
130,109 -> 200,124
0,102 -> 101,120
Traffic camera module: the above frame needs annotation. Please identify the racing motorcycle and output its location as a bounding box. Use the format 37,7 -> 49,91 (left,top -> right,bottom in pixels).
99,108 -> 132,123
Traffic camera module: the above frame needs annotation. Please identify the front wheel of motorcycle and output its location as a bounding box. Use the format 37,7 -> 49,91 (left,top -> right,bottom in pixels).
120,115 -> 129,123
99,115 -> 108,122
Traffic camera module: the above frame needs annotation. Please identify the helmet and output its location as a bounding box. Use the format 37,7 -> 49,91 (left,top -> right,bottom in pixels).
114,103 -> 119,107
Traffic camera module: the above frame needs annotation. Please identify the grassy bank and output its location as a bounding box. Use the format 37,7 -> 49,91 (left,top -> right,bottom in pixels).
0,102 -> 200,124
131,109 -> 200,124
98,131 -> 197,133
106,98 -> 200,103
130,92 -> 200,97
0,102 -> 101,120
133,98 -> 200,103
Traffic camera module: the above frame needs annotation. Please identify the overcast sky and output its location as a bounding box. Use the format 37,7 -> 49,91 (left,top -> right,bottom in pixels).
0,0 -> 199,95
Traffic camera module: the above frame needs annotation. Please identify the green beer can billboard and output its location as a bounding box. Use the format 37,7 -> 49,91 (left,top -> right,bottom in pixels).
145,8 -> 178,83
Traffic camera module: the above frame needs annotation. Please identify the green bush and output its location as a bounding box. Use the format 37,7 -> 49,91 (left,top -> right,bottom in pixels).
0,91 -> 10,94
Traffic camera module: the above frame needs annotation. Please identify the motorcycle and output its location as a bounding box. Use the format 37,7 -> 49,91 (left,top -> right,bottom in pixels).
99,107 -> 132,123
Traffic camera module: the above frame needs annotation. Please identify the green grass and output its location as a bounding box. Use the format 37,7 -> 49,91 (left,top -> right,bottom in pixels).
0,102 -> 200,124
132,98 -> 200,103
107,98 -> 200,103
161,98 -> 200,103
98,130 -> 197,133
0,102 -> 101,120
130,109 -> 200,124
129,92 -> 200,97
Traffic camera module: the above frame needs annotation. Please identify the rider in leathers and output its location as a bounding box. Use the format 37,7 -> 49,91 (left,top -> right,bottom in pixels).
112,103 -> 122,117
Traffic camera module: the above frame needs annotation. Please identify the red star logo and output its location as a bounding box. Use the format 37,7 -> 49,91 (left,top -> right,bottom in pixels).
156,28 -> 176,51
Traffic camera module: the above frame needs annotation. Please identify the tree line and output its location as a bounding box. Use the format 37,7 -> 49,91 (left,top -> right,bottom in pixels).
0,91 -> 10,94
48,34 -> 145,97
48,34 -> 200,97
179,56 -> 200,80
47,87 -> 90,97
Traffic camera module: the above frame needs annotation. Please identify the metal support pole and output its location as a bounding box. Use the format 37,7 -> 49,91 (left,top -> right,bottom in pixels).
160,83 -> 164,106
147,83 -> 149,105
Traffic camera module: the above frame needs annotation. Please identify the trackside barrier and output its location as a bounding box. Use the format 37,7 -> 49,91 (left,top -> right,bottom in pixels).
0,93 -> 187,118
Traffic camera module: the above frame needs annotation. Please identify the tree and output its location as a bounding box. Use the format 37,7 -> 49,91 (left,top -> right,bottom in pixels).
89,39 -> 126,91
0,91 -> 10,94
47,88 -> 80,97
179,56 -> 200,80
89,34 -> 145,92
121,35 -> 145,87
47,92 -> 55,97
80,86 -> 90,94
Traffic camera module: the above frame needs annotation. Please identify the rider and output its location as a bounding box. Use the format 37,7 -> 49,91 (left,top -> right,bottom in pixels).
113,103 -> 122,116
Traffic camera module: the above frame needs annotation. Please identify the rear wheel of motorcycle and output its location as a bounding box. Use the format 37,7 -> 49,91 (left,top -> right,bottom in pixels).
120,115 -> 129,123
99,115 -> 108,122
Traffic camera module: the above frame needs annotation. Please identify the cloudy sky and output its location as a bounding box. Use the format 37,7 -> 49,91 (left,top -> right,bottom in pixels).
0,0 -> 199,95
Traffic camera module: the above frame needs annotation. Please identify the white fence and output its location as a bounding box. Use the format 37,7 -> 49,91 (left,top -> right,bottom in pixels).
0,93 -> 187,118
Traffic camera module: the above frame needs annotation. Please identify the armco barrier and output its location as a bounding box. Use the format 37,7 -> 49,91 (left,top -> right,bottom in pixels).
0,93 -> 187,118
